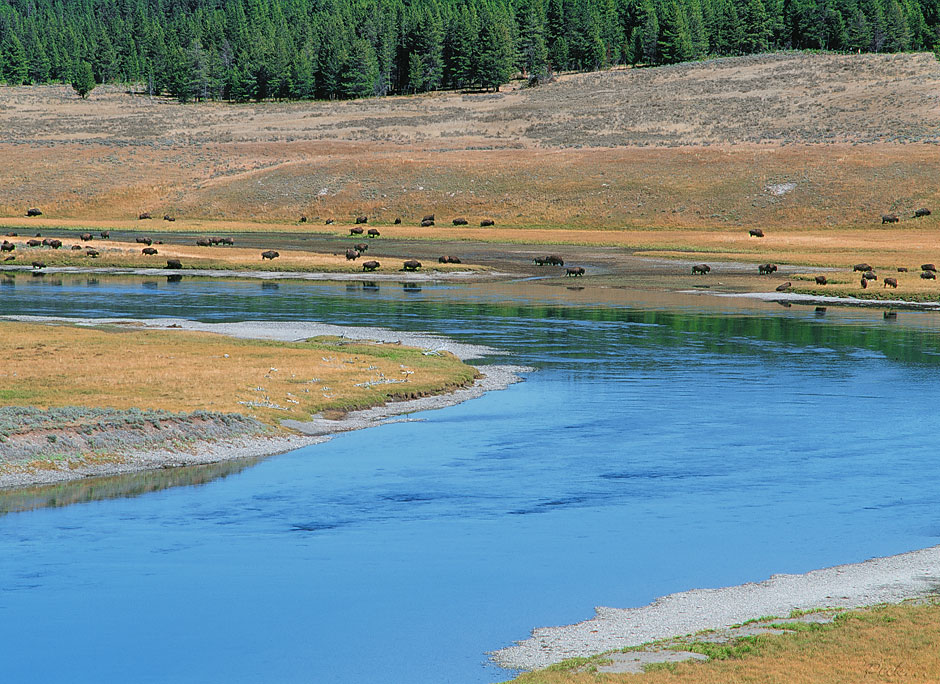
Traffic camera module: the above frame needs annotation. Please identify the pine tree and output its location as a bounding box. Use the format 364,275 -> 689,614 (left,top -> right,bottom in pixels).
1,32 -> 28,85
738,0 -> 771,54
659,1 -> 693,64
70,60 -> 96,98
475,3 -> 515,90
639,2 -> 660,64
341,38 -> 379,98
884,0 -> 910,52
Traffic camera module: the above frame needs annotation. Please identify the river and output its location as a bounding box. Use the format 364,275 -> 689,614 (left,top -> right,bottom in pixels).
2,274 -> 939,683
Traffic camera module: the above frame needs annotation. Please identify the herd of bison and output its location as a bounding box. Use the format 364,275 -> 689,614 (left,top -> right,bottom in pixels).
4,207 -> 939,287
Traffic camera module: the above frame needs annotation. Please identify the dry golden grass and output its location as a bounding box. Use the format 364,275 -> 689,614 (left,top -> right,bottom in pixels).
0,321 -> 478,424
510,601 -> 940,684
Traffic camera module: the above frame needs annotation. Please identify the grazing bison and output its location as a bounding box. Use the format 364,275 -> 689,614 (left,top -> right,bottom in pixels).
163,214 -> 175,222
166,259 -> 182,269
208,237 -> 222,245
898,267 -> 909,272
195,238 -> 210,247
85,249 -> 100,258
71,245 -> 82,250
345,249 -> 360,261
749,228 -> 764,238
31,261 -> 45,269
882,213 -> 899,224
691,264 -> 711,275
438,256 -> 450,263
814,275 -> 828,285
452,218 -> 468,226
775,281 -> 791,291
0,242 -> 14,252
354,242 -> 368,252
26,239 -> 41,247
566,267 -> 585,277
446,256 -> 461,264
136,237 -> 153,246
362,260 -> 380,271
100,231 -> 109,239
922,270 -> 937,280
48,239 -> 61,249
402,259 -> 422,271
422,214 -> 435,223
220,237 -> 234,246
914,208 -> 931,218
860,277 -> 868,288
142,247 -> 158,255
884,277 -> 899,288
480,219 -> 495,226
863,270 -> 877,280
355,216 -> 368,224
298,215 -> 307,223
921,263 -> 937,272
394,217 -> 402,225
758,263 -> 777,275
80,233 -> 93,241
420,219 -> 435,227
138,212 -> 152,220
261,250 -> 279,260
325,219 -> 334,225
367,228 -> 380,238
350,226 -> 364,236
26,208 -> 42,217
546,255 -> 564,266
853,263 -> 873,272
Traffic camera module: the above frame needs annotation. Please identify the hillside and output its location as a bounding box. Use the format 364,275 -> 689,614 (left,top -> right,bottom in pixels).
2,52 -> 940,229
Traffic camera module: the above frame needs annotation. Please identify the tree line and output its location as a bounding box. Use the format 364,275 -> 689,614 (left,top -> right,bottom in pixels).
0,0 -> 937,102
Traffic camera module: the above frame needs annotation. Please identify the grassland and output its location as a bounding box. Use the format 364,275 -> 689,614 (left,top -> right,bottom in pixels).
509,600 -> 940,683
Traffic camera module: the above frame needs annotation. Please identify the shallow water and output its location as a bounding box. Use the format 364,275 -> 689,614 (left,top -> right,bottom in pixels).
2,275 -> 940,683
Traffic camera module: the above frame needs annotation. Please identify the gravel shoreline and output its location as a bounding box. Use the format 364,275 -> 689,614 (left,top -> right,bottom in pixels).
0,317 -> 532,490
491,544 -> 940,671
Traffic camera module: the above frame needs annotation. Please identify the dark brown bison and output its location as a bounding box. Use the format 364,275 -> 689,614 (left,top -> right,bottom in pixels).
863,271 -> 877,280
775,281 -> 791,291
882,213 -> 899,224
480,219 -> 495,226
26,208 -> 42,217
100,231 -> 109,239
367,228 -> 380,237
136,237 -> 153,246
438,256 -> 449,263
298,215 -> 307,223
860,277 -> 868,288
261,250 -> 280,260
325,219 -> 334,225
71,245 -> 82,250
566,267 -> 585,277
446,256 -> 461,264
85,249 -> 99,258
534,256 -> 547,266
422,214 -> 435,223
420,219 -> 435,227
403,259 -> 421,271
394,217 -> 402,225
354,243 -> 368,252
142,247 -> 158,255
42,238 -> 53,246
166,259 -> 183,269
345,249 -> 360,261
80,233 -> 93,241
898,267 -> 909,272
884,277 -> 899,288
220,237 -> 234,246
452,218 -> 468,226
362,260 -> 380,271
48,239 -> 62,249
758,263 -> 777,275
546,255 -> 564,266
914,208 -> 931,218
921,263 -> 937,272
350,226 -> 365,236
208,237 -> 222,245
922,270 -> 937,280
138,212 -> 152,220
195,238 -> 211,247
749,228 -> 764,238
355,216 -> 368,224
853,263 -> 872,272
814,275 -> 828,285
31,261 -> 45,269
26,239 -> 41,247
691,264 -> 711,275
0,242 -> 14,252
163,214 -> 175,222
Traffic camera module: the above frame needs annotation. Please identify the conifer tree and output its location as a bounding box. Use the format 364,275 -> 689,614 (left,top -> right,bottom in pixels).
70,60 -> 96,98
1,32 -> 28,85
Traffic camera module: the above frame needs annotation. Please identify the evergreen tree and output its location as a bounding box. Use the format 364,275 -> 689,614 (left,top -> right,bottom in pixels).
475,3 -> 515,90
884,0 -> 910,51
1,32 -> 28,85
341,38 -> 379,98
738,0 -> 771,53
639,1 -> 660,64
659,1 -> 693,64
70,60 -> 96,98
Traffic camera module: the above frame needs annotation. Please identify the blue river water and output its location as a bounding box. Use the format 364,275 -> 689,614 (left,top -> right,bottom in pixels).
2,275 -> 940,683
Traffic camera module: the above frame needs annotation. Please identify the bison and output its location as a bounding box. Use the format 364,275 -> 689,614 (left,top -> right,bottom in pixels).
163,214 -> 175,222
220,237 -> 234,246
438,256 -> 449,263
814,275 -> 828,285
853,263 -> 873,272
85,249 -> 99,258
882,213 -> 899,224
100,231 -> 109,239
80,233 -> 93,242
26,208 -> 42,217
775,281 -> 791,291
26,239 -> 41,247
136,237 -> 153,246
422,214 -> 435,223
367,228 -> 380,238
566,267 -> 585,277
691,264 -> 711,275
166,259 -> 183,269
71,245 -> 82,250
355,216 -> 368,224
362,260 -> 380,271
749,228 -> 764,238
420,219 -> 435,227
758,263 -> 777,275
922,270 -> 937,280
138,212 -> 152,220
195,238 -> 210,247
546,255 -> 564,266
354,242 -> 368,252
861,277 -> 868,288
261,250 -> 279,260
402,259 -> 422,271
884,277 -> 899,288
350,226 -> 365,236
394,217 -> 402,225
48,239 -> 62,249
31,261 -> 45,269
446,256 -> 461,264
863,270 -> 877,280
345,249 -> 360,261
0,242 -> 14,252
142,247 -> 158,255
922,263 -> 937,272
452,218 -> 468,226
898,267 -> 909,272
325,219 -> 335,225
298,215 -> 307,224
480,219 -> 495,226
914,208 -> 931,218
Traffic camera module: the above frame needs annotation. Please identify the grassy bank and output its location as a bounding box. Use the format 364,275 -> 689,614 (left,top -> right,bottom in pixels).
508,600 -> 940,683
